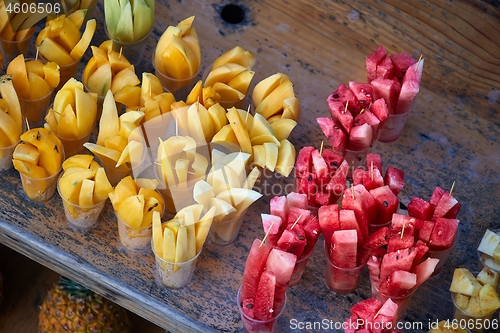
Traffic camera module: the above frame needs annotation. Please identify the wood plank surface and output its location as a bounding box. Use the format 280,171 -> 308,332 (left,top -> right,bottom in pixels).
0,0 -> 499,332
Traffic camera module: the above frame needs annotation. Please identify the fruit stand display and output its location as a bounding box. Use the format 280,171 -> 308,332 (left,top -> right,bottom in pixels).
0,1 -> 499,333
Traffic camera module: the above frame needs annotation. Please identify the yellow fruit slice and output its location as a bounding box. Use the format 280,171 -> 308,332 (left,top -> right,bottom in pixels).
110,67 -> 140,94
110,176 -> 137,207
59,18 -> 81,52
74,88 -> 97,137
42,61 -> 60,89
6,54 -> 30,100
58,167 -> 96,204
20,128 -> 63,175
12,143 -> 40,165
93,167 -> 113,203
116,194 -> 145,229
226,107 -> 252,154
70,19 -> 97,61
38,38 -> 75,65
28,72 -> 53,100
79,178 -> 95,207
62,154 -> 94,170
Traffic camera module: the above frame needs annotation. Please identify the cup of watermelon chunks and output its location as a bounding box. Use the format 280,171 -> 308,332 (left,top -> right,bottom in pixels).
364,45 -> 424,143
343,297 -> 401,333
239,239 -> 297,333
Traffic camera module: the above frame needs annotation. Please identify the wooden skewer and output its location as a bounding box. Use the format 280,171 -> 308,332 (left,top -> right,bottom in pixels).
351,183 -> 355,200
400,219 -> 406,239
373,307 -> 382,320
359,108 -> 365,114
449,181 -> 456,196
260,220 -> 275,247
290,213 -> 303,230
415,54 -> 423,71
24,117 -> 30,131
343,101 -> 349,114
319,141 -> 324,157
370,160 -> 374,181
175,115 -> 178,136
245,104 -> 251,125
35,48 -> 39,61
119,47 -> 123,60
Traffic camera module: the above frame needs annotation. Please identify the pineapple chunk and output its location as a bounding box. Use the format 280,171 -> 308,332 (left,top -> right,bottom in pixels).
482,254 -> 500,272
476,266 -> 499,286
454,293 -> 470,310
493,243 -> 500,264
449,268 -> 482,297
478,283 -> 500,314
477,229 -> 500,257
464,296 -> 482,315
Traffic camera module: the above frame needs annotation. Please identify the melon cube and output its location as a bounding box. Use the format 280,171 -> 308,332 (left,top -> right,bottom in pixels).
351,298 -> 383,320
286,192 -> 308,210
266,248 -> 297,286
294,146 -> 314,179
384,166 -> 404,196
316,117 -> 348,154
428,217 -> 459,250
366,45 -> 387,82
369,185 -> 399,225
330,229 -> 358,268
327,99 -> 353,134
318,204 -> 340,250
270,195 -> 288,224
408,196 -> 434,220
347,123 -> 373,151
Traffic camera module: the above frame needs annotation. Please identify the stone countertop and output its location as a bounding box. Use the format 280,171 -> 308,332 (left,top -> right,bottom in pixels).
0,0 -> 499,332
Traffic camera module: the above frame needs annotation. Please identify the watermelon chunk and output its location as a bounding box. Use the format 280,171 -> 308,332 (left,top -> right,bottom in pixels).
302,215 -> 321,256
371,78 -> 401,115
342,184 -> 377,241
411,240 -> 429,269
377,298 -> 399,323
277,226 -> 307,258
330,229 -> 358,268
369,98 -> 390,124
261,214 -> 282,247
241,239 -> 272,300
362,167 -> 384,191
295,146 -> 314,179
411,257 -> 439,289
352,168 -> 365,186
429,186 -> 445,206
428,217 -> 459,250
240,297 -> 255,319
379,270 -> 417,297
394,59 -> 423,114
339,209 -> 363,244
297,171 -> 318,207
390,213 -> 416,235
366,153 -> 383,174
353,110 -> 381,144
379,247 -> 417,282
347,123 -> 373,151
316,117 -> 348,154
351,298 -> 384,320
311,148 -> 329,187
444,202 -> 461,219
287,207 -> 310,226
369,185 -> 399,225
349,81 -> 374,108
384,166 -> 404,195
376,56 -> 395,80
270,195 -> 288,226
367,253 -> 383,289
408,197 -> 434,220
432,191 -> 459,220
253,271 -> 276,320
328,83 -> 360,114
387,231 -> 415,252
265,248 -> 297,286
286,192 -> 308,210
390,52 -> 417,80
321,148 -> 344,177
363,226 -> 390,250
315,191 -> 331,206
366,45 -> 387,82
327,99 -> 354,134
318,204 -> 340,250
418,220 -> 435,243
325,160 -> 349,199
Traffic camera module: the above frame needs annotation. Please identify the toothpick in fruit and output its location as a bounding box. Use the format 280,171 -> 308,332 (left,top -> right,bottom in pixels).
400,219 -> 406,239
245,104 -> 251,125
343,101 -> 349,114
290,213 -> 303,230
319,141 -> 324,157
450,181 -> 456,196
415,54 -> 423,71
260,221 -> 275,247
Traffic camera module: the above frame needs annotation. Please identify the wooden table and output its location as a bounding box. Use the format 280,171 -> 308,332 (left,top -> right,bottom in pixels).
1,1 -> 499,332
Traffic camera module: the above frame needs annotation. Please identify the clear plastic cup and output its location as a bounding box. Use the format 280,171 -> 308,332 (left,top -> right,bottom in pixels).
19,168 -> 61,203
237,286 -> 287,333
0,140 -> 19,172
105,26 -> 151,67
157,184 -> 195,215
426,233 -> 458,277
152,53 -> 200,100
344,147 -> 370,177
56,58 -> 81,90
0,27 -> 35,68
55,131 -> 93,159
208,214 -> 245,247
477,229 -> 500,281
117,215 -> 153,253
324,241 -> 364,294
152,242 -> 201,289
370,276 -> 416,321
451,291 -> 497,333
289,250 -> 313,286
57,181 -> 106,230
378,109 -> 411,143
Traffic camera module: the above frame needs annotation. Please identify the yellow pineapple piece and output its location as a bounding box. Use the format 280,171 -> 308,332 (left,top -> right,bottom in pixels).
477,266 -> 499,286
478,283 -> 500,314
12,143 -> 40,165
464,296 -> 482,315
449,268 -> 482,297
454,293 -> 470,310
116,194 -> 145,229
93,167 -> 113,203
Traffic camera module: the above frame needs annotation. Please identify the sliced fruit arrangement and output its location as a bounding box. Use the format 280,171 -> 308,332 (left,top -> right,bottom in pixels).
477,229 -> 500,272
83,90 -> 145,174
263,192 -> 321,257
45,78 -> 98,140
366,45 -> 424,115
320,83 -> 389,155
0,0 -> 47,42
35,10 -> 96,66
203,46 -> 256,106
152,204 -> 216,268
58,154 -> 113,216
6,54 -> 59,101
13,127 -> 64,199
193,150 -> 262,242
109,175 -> 164,230
104,0 -> 154,43
82,42 -> 140,98
449,267 -> 500,315
0,74 -> 23,148
154,16 -> 201,80
240,238 -> 297,326
343,297 -> 400,333
252,72 -> 301,123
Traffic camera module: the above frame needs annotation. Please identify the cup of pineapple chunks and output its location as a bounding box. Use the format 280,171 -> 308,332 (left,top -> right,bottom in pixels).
0,28 -> 35,68
208,213 -> 245,247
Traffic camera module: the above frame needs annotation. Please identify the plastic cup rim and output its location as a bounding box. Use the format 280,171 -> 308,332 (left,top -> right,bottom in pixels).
236,286 -> 287,323
323,240 -> 365,271
451,291 -> 497,318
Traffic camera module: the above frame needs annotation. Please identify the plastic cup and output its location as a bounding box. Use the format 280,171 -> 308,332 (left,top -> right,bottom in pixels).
152,53 -> 200,100
237,286 -> 286,333
117,215 -> 153,253
19,168 -> 61,203
105,26 -> 151,67
208,214 -> 245,247
451,291 -> 496,333
289,250 -> 313,286
324,241 -> 364,294
55,131 -> 93,158
370,276 -> 416,321
202,63 -> 247,108
0,140 -> 19,172
57,181 -> 105,230
56,58 -> 81,89
378,109 -> 411,143
344,147 -> 370,177
158,183 -> 195,215
0,27 -> 35,68
152,242 -> 201,289
426,235 -> 458,277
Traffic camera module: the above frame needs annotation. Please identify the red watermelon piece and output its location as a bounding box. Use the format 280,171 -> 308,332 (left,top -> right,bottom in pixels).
265,248 -> 297,286
366,45 -> 387,82
351,298 -> 384,320
327,99 -> 354,134
342,184 -> 377,241
277,227 -> 307,259
367,253 -> 383,289
429,186 -> 445,206
390,214 -> 416,236
241,239 -> 272,300
270,195 -> 288,226
376,56 -> 395,80
411,257 -> 439,289
384,166 -> 404,195
418,220 -> 435,243
347,123 -> 373,151
369,185 -> 399,225
379,269 -> 417,297
362,166 -> 384,191
311,148 -> 329,186
379,247 -> 417,282
316,117 -> 348,154
390,52 -> 417,80
349,81 -> 374,108
253,270 -> 276,320
408,197 -> 434,221
321,148 -> 344,177
352,168 -> 365,186
366,153 -> 383,174
241,297 -> 255,319
432,191 -> 459,220
295,146 -> 314,179
395,59 -> 423,114
339,209 -> 363,244
303,215 -> 321,256
286,192 -> 308,210
428,217 -> 459,250
331,229 -> 358,268
297,172 -> 318,207
387,231 -> 415,252
369,98 -> 390,124
353,110 -> 381,144
411,240 -> 429,269
445,202 -> 461,219
363,226 -> 390,250
315,191 -> 331,206
287,207 -> 310,226
261,214 -> 282,247
318,204 -> 340,250
328,83 -> 360,114
325,160 -> 349,198
371,78 -> 401,114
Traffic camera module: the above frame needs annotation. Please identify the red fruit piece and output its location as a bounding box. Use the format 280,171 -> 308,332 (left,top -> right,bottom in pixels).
428,217 -> 459,250
277,226 -> 306,259
387,231 -> 415,252
371,78 -> 401,114
287,207 -> 310,226
321,148 -> 344,177
351,298 -> 384,320
286,191 -> 308,210
379,270 -> 417,297
311,148 -> 329,187
265,248 -> 297,286
270,195 -> 288,225
295,146 -> 314,179
390,52 -> 417,81
261,214 -> 282,247
327,99 -> 354,134
432,191 -> 459,220
411,257 -> 439,289
376,56 -> 395,80
253,271 -> 276,320
303,215 -> 321,256
347,123 -> 373,151
395,60 -> 423,114
315,191 -> 331,206
352,168 -> 365,186
331,229 -> 358,268
349,81 -> 374,108
318,204 -> 340,250
411,240 -> 429,268
408,197 -> 434,220
369,98 -> 390,124
342,184 -> 377,242
241,239 -> 272,300
353,110 -> 381,144
429,186 -> 445,206
297,171 -> 318,207
369,185 -> 399,225
316,117 -> 348,154
379,247 -> 417,282
418,220 -> 435,243
384,165 -> 404,196
366,45 -> 387,82
363,226 -> 390,250
367,253 -> 383,289
325,160 -> 349,199
328,83 -> 360,114
366,153 -> 383,174
241,297 -> 255,319
363,167 -> 384,191
339,209 -> 363,243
